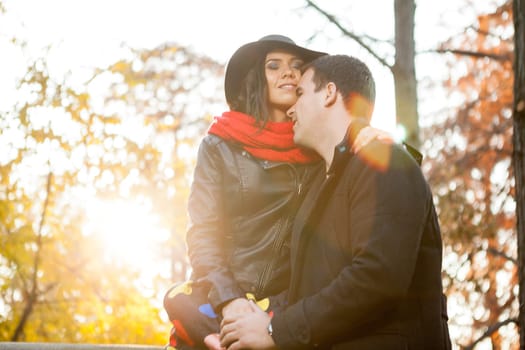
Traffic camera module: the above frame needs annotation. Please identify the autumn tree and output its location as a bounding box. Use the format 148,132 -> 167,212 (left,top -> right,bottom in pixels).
0,49 -> 170,342
0,33 -> 224,344
424,1 -> 518,349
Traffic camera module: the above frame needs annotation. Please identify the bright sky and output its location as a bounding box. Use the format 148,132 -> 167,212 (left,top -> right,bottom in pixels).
0,0 -> 495,134
0,0 -> 473,132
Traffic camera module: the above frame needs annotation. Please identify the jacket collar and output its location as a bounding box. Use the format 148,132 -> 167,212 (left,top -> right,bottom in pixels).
326,132 -> 351,177
326,118 -> 369,176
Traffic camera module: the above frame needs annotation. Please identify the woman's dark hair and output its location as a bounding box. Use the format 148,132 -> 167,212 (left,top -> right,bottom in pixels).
228,55 -> 271,128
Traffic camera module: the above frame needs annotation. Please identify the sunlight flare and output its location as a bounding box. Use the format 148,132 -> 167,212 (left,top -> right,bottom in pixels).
83,197 -> 169,271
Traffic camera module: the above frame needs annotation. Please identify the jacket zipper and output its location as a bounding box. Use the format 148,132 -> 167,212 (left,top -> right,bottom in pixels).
255,218 -> 287,298
254,164 -> 304,298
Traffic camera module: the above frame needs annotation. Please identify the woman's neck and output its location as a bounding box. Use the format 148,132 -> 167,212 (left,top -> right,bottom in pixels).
269,108 -> 289,123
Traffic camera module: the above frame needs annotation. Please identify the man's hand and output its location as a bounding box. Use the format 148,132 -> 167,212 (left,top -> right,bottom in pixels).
220,300 -> 276,350
204,333 -> 224,350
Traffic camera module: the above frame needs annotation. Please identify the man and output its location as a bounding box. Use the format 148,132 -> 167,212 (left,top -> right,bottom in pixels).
219,55 -> 451,350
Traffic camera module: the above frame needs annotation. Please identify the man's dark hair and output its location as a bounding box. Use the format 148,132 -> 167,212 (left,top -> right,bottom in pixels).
304,55 -> 376,118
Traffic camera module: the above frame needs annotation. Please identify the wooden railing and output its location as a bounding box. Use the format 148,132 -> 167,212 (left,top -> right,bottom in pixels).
0,343 -> 163,350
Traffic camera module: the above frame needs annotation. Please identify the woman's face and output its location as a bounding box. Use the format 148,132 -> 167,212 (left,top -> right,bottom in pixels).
264,50 -> 304,122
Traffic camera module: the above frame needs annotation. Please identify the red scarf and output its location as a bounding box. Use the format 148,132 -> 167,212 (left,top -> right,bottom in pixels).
208,111 -> 319,164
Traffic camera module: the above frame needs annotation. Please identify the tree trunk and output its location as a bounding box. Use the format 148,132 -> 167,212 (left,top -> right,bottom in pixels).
512,0 -> 525,348
11,172 -> 52,340
393,0 -> 419,148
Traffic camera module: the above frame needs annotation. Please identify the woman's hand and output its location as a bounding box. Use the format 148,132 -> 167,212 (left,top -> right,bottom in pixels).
221,297 -> 253,319
352,126 -> 393,153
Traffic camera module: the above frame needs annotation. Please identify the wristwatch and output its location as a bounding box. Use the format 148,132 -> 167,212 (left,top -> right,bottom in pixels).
267,320 -> 273,336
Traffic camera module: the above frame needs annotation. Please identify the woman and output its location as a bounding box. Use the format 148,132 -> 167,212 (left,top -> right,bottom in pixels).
163,35 -> 387,350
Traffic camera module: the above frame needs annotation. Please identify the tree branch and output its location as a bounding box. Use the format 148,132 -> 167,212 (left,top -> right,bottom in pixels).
461,318 -> 518,350
487,247 -> 518,264
305,0 -> 392,69
468,25 -> 512,42
434,48 -> 511,62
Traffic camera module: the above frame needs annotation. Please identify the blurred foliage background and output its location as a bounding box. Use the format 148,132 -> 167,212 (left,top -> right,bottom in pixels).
0,0 -> 518,349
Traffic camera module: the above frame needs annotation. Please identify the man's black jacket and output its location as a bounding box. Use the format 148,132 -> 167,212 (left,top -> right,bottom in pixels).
271,137 -> 451,350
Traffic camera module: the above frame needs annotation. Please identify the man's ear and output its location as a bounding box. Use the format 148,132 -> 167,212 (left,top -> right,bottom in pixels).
324,82 -> 337,107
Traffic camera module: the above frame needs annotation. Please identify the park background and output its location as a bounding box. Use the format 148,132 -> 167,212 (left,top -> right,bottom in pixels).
0,0 -> 518,349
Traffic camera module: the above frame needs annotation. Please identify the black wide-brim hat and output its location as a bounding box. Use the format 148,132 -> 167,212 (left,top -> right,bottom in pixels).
224,34 -> 327,106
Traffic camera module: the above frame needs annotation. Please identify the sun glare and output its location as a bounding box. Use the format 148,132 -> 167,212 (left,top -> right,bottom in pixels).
83,198 -> 170,273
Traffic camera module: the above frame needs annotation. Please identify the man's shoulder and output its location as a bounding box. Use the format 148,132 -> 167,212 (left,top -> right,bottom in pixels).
351,140 -> 420,173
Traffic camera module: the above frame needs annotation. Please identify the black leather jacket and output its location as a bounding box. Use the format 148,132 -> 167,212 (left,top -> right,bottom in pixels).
186,134 -> 320,310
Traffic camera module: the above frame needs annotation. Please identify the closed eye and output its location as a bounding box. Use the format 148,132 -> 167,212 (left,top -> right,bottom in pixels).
266,61 -> 280,70
291,59 -> 304,70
